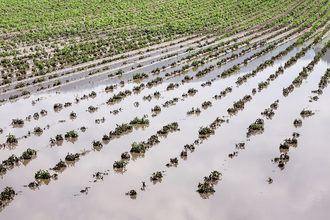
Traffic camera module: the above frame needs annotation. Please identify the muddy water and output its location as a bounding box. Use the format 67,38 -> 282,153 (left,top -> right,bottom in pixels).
0,42 -> 329,219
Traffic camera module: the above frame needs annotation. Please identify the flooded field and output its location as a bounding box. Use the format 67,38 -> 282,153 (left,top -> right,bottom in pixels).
0,0 -> 329,219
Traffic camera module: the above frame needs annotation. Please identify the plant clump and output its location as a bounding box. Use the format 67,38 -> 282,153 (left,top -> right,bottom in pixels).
11,119 -> 24,126
133,73 -> 148,80
2,155 -> 19,166
65,153 -> 80,161
129,117 -> 149,125
125,189 -> 137,199
201,100 -> 212,108
197,182 -> 215,194
113,161 -> 127,169
34,126 -> 43,134
247,118 -> 264,136
187,88 -> 198,95
88,105 -> 98,112
121,152 -> 130,160
21,148 -> 37,160
187,107 -> 201,115
152,105 -> 161,112
52,160 -> 67,171
198,126 -> 214,136
35,170 -> 51,179
0,187 -> 15,207
65,130 -> 78,139
130,142 -> 147,154
109,123 -> 133,137
204,171 -> 221,183
150,171 -> 164,182
53,103 -> 63,111
6,134 -> 18,144
157,122 -> 179,135
300,110 -> 314,118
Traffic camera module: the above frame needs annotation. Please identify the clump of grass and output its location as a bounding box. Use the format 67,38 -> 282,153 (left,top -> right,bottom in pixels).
65,130 -> 78,139
89,91 -> 96,97
146,135 -> 160,146
11,119 -> 24,125
33,112 -> 39,120
197,182 -> 215,194
198,126 -> 214,136
187,88 -> 198,95
113,161 -> 127,169
2,155 -> 19,166
133,73 -> 148,80
35,170 -> 51,179
166,157 -> 179,167
0,164 -> 7,173
0,187 -> 15,203
130,142 -> 146,153
52,160 -> 67,171
70,111 -> 77,118
204,171 -> 221,183
105,84 -> 117,92
187,107 -> 201,115
150,171 -> 163,182
6,134 -> 17,144
34,126 -> 43,133
258,81 -> 269,90
293,119 -> 302,127
56,134 -> 63,141
65,153 -> 79,161
64,102 -> 72,107
109,123 -> 133,137
125,189 -> 137,198
21,148 -> 37,160
53,103 -> 63,110
300,109 -> 314,118
88,105 -> 98,112
121,152 -> 130,160
157,122 -> 179,135
166,83 -> 179,90
102,134 -> 110,142
93,141 -> 103,150
279,143 -> 290,152
247,118 -> 264,136
40,109 -> 47,116
293,76 -> 302,85
201,101 -> 212,108
152,105 -> 161,112
129,117 -> 149,125
261,108 -> 275,119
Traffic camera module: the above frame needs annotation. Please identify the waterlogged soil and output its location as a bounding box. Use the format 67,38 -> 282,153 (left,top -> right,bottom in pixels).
0,42 -> 329,219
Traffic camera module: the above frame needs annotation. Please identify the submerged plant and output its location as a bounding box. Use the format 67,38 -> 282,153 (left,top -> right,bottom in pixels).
130,142 -> 146,153
129,117 -> 149,125
65,153 -> 80,161
197,182 -> 215,194
150,171 -> 163,182
113,160 -> 127,169
198,126 -> 214,136
35,170 -> 51,179
21,148 -> 37,160
6,134 -> 17,144
204,171 -> 221,183
0,187 -> 15,203
52,160 -> 67,171
65,130 -> 78,139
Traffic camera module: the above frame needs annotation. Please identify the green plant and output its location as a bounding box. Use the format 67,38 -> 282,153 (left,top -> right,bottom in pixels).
21,148 -> 37,160
35,170 -> 51,179
6,134 -> 17,144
